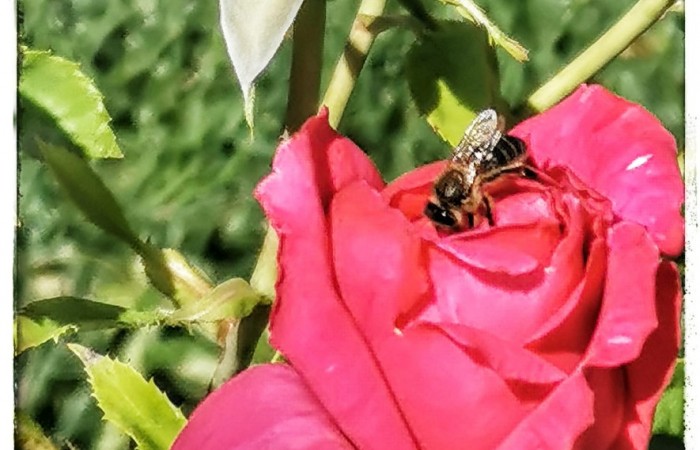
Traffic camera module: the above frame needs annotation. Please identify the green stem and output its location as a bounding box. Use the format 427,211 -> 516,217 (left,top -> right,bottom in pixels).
284,0 -> 327,132
528,0 -> 676,112
321,0 -> 388,128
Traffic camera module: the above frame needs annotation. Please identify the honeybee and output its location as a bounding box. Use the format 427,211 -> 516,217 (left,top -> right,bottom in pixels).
424,109 -> 532,230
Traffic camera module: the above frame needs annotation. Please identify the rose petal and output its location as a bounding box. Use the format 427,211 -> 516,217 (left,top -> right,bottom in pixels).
172,365 -> 352,450
417,192 -> 589,344
512,84 -> 684,256
256,108 -> 383,227
526,237 -> 607,372
573,368 -> 627,450
431,218 -> 561,276
383,162 -> 444,207
434,322 -> 567,384
254,110 -> 417,448
330,181 -> 429,337
612,261 -> 682,449
377,324 -> 534,449
584,222 -> 660,367
496,369 -> 595,450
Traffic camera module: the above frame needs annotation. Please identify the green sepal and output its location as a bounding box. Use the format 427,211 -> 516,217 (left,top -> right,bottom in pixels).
19,47 -> 123,159
137,246 -> 214,308
68,344 -> 186,450
171,277 -> 266,323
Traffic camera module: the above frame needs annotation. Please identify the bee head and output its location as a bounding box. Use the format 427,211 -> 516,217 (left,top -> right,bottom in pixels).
424,201 -> 459,229
434,170 -> 467,206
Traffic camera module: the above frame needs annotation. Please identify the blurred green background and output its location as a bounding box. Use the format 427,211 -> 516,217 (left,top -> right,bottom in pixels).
17,0 -> 683,448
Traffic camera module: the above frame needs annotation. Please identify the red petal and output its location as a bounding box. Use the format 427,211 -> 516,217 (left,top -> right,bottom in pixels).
512,85 -> 684,257
382,162 -> 445,223
376,325 -> 535,449
430,218 -> 561,276
612,262 -> 682,449
254,111 -> 416,448
330,181 -> 429,337
417,192 -> 590,345
172,365 -> 352,450
255,109 -> 383,230
584,222 -> 660,367
496,369 -> 595,450
573,368 -> 627,450
435,322 -> 567,384
526,236 -> 607,373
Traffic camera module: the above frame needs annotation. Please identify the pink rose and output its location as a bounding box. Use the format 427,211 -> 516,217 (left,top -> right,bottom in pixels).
173,85 -> 682,449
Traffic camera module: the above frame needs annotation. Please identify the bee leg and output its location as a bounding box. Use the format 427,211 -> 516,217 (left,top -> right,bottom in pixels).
483,194 -> 495,226
467,212 -> 475,229
522,166 -> 538,179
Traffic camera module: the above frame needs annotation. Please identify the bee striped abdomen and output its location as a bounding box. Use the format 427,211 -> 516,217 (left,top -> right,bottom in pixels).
483,135 -> 526,170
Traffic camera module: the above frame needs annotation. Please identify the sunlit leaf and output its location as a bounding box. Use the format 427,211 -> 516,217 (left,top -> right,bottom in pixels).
19,48 -> 123,159
14,315 -> 74,355
406,21 -> 504,146
218,0 -> 304,126
68,344 -> 186,450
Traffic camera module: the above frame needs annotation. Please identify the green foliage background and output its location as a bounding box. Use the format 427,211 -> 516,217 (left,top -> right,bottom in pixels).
17,0 -> 683,448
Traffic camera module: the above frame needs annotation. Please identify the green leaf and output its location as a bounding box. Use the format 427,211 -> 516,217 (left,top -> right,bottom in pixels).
22,296 -> 127,326
406,21 -> 504,146
16,412 -> 60,450
38,141 -> 140,247
19,48 -> 123,159
19,296 -> 169,333
170,277 -> 265,323
68,344 -> 186,450
218,0 -> 304,126
14,315 -> 74,355
652,358 -> 684,438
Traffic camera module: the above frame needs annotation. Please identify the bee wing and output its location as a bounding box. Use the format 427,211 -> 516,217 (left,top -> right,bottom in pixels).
452,109 -> 504,165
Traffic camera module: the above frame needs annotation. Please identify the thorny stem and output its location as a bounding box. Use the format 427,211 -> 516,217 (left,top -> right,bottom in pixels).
527,0 -> 677,112
321,0 -> 388,128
